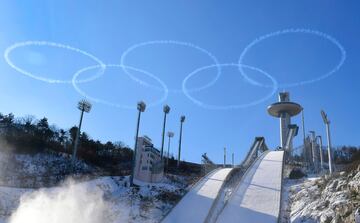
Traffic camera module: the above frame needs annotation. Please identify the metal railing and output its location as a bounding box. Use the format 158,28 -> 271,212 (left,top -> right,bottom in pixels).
241,137 -> 268,169
204,137 -> 269,223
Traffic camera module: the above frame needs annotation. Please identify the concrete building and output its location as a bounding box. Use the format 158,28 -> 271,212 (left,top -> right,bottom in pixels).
133,136 -> 164,184
268,92 -> 302,154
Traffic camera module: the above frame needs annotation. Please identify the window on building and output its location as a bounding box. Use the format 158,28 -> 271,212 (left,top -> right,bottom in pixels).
142,166 -> 148,170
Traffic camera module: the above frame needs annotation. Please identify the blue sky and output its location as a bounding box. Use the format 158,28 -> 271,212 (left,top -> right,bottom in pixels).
0,0 -> 359,164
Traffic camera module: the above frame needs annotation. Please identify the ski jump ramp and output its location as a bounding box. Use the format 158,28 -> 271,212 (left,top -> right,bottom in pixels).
162,168 -> 232,223
216,151 -> 284,223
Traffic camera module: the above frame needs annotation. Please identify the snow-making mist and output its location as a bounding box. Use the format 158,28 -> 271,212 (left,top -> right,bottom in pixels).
1,175 -> 191,223
9,180 -> 110,223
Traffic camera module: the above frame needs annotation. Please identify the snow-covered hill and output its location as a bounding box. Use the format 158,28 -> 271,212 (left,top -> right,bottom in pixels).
0,175 -> 191,223
0,150 -> 94,188
0,150 -> 196,223
281,167 -> 360,223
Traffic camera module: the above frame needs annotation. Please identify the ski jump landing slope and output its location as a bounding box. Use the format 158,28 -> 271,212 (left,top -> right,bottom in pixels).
162,168 -> 232,223
216,151 -> 284,223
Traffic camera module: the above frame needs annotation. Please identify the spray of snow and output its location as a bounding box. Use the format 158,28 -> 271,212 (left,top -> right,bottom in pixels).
9,180 -> 110,223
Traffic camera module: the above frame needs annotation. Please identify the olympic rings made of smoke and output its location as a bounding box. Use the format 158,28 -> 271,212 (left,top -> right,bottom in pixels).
182,63 -> 278,110
4,41 -> 106,84
72,64 -> 169,109
238,28 -> 346,88
120,40 -> 222,93
3,29 -> 347,110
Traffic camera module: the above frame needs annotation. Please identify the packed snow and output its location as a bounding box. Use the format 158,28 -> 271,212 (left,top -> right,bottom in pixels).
216,151 -> 284,223
162,168 -> 232,223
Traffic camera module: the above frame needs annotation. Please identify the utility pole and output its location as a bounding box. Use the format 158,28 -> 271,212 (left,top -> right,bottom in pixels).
160,105 -> 170,159
130,101 -> 146,186
321,110 -> 333,174
177,115 -> 185,168
72,100 -> 92,169
223,147 -> 226,168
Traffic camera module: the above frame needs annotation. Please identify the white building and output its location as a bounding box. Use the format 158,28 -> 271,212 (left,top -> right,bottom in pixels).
133,136 -> 164,184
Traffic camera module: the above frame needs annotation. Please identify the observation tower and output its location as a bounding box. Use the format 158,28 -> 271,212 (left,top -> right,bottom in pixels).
268,92 -> 302,152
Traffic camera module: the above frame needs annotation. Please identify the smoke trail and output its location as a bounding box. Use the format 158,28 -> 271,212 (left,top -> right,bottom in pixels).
71,64 -> 169,110
238,28 -> 346,88
182,63 -> 278,110
9,180 -> 110,223
120,40 -> 222,93
4,41 -> 106,84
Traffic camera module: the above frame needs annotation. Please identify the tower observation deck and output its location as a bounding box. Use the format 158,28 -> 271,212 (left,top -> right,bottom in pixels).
268,92 -> 302,152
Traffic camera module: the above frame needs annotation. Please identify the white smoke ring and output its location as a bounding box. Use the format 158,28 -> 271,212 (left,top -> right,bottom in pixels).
4,41 -> 106,84
182,63 -> 278,110
72,64 -> 169,109
238,28 -> 346,88
120,40 -> 221,93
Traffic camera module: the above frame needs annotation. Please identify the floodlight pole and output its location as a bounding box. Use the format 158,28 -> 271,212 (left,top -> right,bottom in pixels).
177,116 -> 185,168
72,110 -> 84,167
166,131 -> 174,167
301,109 -> 309,168
316,136 -> 324,172
72,100 -> 92,169
232,152 -> 234,168
160,105 -> 170,159
325,121 -> 333,174
224,147 -> 226,168
309,131 -> 316,169
301,109 -> 306,144
130,101 -> 146,186
321,110 -> 333,174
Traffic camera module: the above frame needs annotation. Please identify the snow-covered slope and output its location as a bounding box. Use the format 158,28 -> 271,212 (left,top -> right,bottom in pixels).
0,175 -> 190,223
216,151 -> 284,223
283,168 -> 360,223
0,151 -> 93,187
162,168 -> 232,223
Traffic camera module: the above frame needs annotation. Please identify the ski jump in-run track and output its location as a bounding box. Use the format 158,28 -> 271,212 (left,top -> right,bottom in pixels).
162,168 -> 233,223
162,151 -> 284,223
